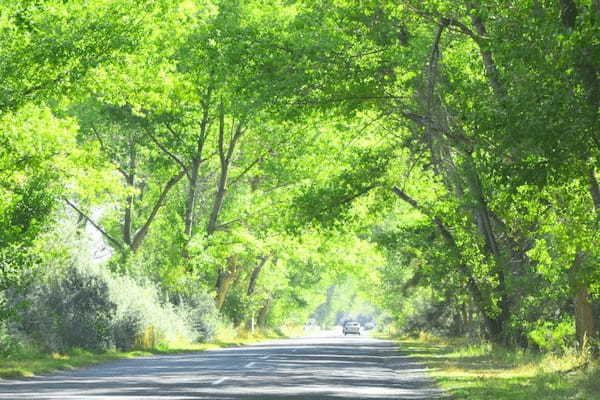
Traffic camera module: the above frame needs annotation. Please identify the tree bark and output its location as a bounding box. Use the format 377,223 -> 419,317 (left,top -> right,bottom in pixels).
463,155 -> 511,342
559,0 -> 578,29
470,13 -> 506,98
184,158 -> 201,237
123,171 -> 135,247
558,1 -> 598,348
247,255 -> 269,297
571,251 -> 595,348
257,296 -> 273,328
130,170 -> 185,252
575,286 -> 594,348
207,104 -> 244,235
588,167 -> 600,222
215,256 -> 241,310
184,94 -> 211,237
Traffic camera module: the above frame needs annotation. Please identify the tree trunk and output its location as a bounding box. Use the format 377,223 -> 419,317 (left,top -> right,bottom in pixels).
391,186 -> 506,341
130,170 -> 185,252
207,169 -> 228,235
588,167 -> 600,221
257,296 -> 273,328
470,13 -> 506,98
207,104 -> 244,235
215,257 -> 240,310
247,256 -> 269,297
594,0 -> 600,17
570,251 -> 595,348
123,146 -> 136,246
184,158 -> 201,237
184,94 -> 211,238
123,172 -> 134,247
463,155 -> 511,343
557,1 -> 598,350
575,286 -> 594,348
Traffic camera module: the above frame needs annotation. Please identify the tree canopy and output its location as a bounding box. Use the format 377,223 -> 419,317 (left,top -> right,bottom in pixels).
1,0 -> 599,353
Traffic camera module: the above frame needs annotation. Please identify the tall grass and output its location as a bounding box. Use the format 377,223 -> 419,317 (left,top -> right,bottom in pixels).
392,334 -> 600,400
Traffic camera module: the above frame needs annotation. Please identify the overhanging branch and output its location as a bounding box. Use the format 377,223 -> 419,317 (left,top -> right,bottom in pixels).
64,199 -> 124,251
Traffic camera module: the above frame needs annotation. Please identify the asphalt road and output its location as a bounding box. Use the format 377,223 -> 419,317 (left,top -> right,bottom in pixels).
0,330 -> 444,399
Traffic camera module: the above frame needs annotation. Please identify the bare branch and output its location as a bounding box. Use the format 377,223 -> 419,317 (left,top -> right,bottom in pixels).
64,199 -> 124,251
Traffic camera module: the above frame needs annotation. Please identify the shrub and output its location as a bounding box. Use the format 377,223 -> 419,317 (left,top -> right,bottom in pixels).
9,217 -> 213,352
528,319 -> 576,353
0,323 -> 24,357
20,265 -> 116,352
112,312 -> 143,351
177,290 -> 219,342
397,296 -> 472,338
17,262 -> 201,352
108,275 -> 194,349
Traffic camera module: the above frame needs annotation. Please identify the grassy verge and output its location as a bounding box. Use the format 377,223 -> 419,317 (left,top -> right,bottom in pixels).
0,327 -> 292,379
382,334 -> 600,400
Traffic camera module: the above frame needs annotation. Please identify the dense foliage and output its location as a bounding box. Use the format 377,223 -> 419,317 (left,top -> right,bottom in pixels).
0,0 -> 598,355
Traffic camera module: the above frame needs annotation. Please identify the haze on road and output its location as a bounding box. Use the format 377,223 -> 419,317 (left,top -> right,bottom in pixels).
0,331 -> 444,399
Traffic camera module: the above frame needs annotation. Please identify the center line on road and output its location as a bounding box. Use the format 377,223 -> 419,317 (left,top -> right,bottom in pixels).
211,377 -> 228,385
244,361 -> 256,368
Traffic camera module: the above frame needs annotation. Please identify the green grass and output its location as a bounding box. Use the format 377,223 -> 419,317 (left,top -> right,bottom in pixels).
383,334 -> 600,400
0,328 -> 290,379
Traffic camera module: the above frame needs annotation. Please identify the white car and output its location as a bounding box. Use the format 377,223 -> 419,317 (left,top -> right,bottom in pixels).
343,321 -> 360,336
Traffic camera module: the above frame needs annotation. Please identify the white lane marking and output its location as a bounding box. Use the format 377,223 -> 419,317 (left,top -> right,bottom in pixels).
260,355 -> 270,360
211,377 -> 228,385
244,361 -> 256,368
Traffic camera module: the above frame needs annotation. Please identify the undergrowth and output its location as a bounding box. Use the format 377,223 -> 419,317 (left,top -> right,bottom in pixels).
383,332 -> 600,400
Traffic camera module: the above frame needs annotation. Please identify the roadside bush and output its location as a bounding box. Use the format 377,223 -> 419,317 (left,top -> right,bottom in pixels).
0,323 -> 24,357
528,319 -> 576,353
20,265 -> 116,352
398,296 -> 472,338
112,312 -> 143,351
108,275 -> 194,349
7,216 -> 216,353
16,261 -> 198,352
177,290 -> 219,342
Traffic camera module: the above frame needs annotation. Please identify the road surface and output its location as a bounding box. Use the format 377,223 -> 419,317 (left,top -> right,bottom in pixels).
0,331 -> 444,399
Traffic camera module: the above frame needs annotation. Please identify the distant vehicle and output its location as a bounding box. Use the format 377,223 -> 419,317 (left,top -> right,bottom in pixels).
364,322 -> 375,330
343,321 -> 360,336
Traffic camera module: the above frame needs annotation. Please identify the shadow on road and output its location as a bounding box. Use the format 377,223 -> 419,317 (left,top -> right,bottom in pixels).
0,336 -> 445,399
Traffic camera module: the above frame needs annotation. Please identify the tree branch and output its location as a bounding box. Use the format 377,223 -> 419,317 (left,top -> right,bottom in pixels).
213,217 -> 246,232
64,199 -> 123,251
90,125 -> 130,179
228,155 -> 264,187
391,186 -> 490,319
147,126 -> 190,179
130,169 -> 186,251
